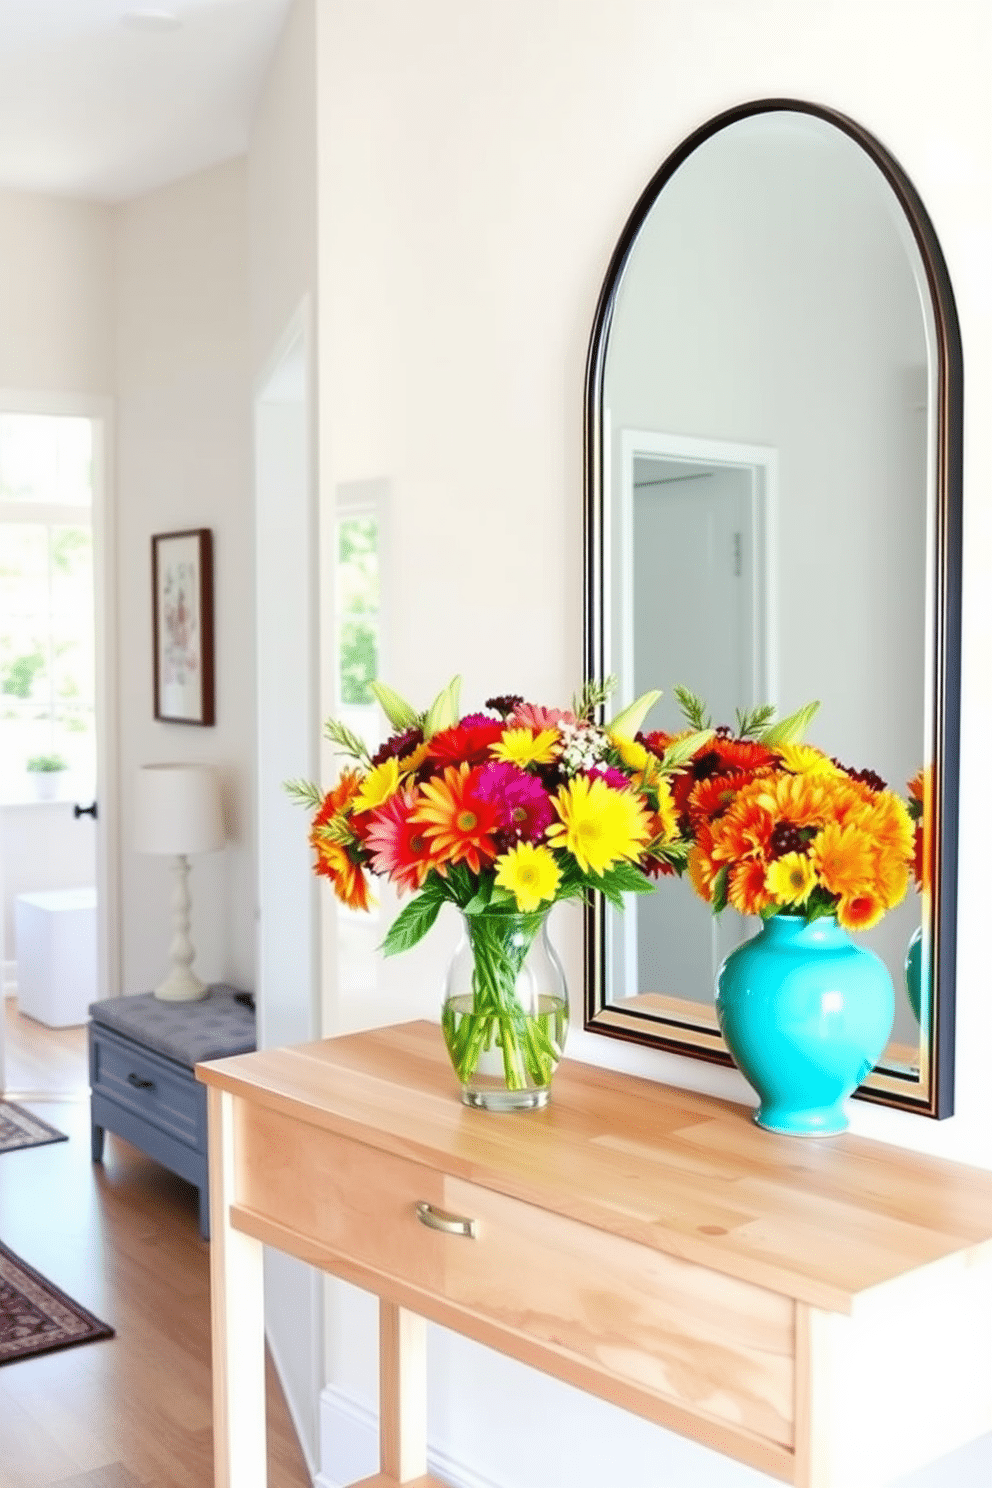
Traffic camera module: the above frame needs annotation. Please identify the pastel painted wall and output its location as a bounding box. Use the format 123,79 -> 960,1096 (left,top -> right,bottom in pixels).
113,159 -> 256,997
312,2 -> 992,1485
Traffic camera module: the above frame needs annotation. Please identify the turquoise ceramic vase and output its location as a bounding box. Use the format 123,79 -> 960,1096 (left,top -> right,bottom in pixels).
904,923 -> 923,1025
716,914 -> 894,1136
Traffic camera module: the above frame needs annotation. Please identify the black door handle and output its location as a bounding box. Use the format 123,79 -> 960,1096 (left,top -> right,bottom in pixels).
127,1072 -> 155,1090
73,801 -> 98,820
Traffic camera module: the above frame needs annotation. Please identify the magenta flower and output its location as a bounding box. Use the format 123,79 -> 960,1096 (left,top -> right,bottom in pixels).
585,766 -> 631,792
476,761 -> 554,841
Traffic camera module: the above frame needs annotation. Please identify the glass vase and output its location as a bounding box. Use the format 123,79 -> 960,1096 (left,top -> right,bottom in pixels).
441,908 -> 568,1111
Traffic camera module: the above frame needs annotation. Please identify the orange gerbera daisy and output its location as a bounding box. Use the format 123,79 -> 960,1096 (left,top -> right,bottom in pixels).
410,763 -> 501,874
687,773 -> 740,827
836,889 -> 887,932
687,843 -> 718,903
308,789 -> 372,913
753,771 -> 831,830
808,822 -> 876,899
874,849 -> 910,911
861,793 -> 915,861
709,737 -> 776,774
728,857 -> 772,916
710,791 -> 774,864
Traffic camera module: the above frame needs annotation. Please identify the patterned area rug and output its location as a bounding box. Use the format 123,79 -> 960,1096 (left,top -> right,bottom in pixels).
0,1241 -> 114,1366
0,1099 -> 68,1153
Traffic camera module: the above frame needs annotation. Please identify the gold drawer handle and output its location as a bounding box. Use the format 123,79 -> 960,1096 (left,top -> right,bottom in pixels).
415,1200 -> 478,1239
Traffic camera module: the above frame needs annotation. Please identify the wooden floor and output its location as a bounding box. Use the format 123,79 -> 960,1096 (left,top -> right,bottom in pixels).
0,998 -> 312,1488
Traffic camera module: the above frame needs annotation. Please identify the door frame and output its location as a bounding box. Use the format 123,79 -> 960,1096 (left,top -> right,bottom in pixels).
252,300 -> 323,1477
0,387 -> 119,1006
618,428 -> 780,713
615,428 -> 778,1004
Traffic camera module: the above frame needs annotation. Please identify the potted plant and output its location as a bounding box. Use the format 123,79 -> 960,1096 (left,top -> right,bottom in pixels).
26,753 -> 69,801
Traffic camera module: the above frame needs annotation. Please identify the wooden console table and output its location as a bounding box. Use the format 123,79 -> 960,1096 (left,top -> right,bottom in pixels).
198,1021 -> 992,1488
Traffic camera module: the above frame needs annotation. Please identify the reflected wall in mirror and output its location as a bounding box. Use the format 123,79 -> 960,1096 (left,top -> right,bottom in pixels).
584,100 -> 962,1117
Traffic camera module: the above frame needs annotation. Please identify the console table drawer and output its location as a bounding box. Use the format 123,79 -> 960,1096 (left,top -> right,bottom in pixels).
233,1100 -> 794,1451
441,1176 -> 795,1448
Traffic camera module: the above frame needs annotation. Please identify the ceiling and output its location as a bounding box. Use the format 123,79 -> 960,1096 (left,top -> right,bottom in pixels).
0,0 -> 294,203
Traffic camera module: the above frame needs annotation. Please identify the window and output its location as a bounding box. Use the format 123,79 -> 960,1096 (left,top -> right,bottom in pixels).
336,514 -> 380,708
0,413 -> 95,798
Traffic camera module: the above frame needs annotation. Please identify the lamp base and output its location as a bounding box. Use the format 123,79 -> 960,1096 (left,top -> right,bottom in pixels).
154,967 -> 209,1002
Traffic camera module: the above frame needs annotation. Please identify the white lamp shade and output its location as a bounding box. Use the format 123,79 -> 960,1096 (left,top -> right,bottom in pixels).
135,763 -> 225,856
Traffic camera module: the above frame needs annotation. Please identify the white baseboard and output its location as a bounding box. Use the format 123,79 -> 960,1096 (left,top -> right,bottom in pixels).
267,1330 -> 319,1485
317,1385 -> 504,1488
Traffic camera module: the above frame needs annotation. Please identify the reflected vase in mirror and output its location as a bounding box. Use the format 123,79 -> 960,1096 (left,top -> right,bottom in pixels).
583,97 -> 962,1119
442,908 -> 569,1110
717,916 -> 894,1135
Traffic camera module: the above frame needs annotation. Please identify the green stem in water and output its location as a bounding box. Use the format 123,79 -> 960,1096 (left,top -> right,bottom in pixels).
442,911 -> 565,1091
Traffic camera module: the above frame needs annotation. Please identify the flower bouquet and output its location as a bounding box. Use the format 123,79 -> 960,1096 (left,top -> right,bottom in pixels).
289,676 -> 707,1106
643,688 -> 917,1134
655,688 -> 916,930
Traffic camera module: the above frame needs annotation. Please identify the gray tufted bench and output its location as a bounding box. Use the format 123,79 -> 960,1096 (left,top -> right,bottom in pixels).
89,986 -> 256,1239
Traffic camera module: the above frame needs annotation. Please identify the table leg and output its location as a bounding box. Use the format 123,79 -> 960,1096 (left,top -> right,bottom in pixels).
208,1085 -> 267,1488
379,1299 -> 427,1483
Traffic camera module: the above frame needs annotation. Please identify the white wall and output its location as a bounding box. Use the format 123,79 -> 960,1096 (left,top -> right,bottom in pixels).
0,187 -> 113,392
113,159 -> 256,996
312,2 -> 992,1486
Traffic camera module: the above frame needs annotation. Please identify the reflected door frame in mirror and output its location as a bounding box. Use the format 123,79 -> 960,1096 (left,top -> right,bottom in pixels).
583,98 -> 962,1118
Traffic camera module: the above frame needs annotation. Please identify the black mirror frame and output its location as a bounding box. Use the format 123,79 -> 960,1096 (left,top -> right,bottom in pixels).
583,98 -> 962,1119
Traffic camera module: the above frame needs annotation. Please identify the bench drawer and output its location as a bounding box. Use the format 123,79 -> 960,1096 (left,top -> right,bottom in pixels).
90,1024 -> 203,1150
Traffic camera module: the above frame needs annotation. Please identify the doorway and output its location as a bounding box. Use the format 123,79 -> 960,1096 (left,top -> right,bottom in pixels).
0,396 -> 116,1098
613,429 -> 777,1007
253,307 -> 322,1475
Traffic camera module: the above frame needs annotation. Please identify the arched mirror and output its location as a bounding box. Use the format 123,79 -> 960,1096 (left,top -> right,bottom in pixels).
584,99 -> 961,1117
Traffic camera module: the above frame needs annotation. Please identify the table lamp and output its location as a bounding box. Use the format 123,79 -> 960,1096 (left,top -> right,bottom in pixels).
135,763 -> 225,1001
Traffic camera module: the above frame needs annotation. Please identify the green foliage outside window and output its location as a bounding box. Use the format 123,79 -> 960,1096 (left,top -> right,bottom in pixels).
338,516 -> 380,706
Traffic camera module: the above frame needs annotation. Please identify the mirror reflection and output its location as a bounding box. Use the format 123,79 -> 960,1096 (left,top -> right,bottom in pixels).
584,102 -> 960,1115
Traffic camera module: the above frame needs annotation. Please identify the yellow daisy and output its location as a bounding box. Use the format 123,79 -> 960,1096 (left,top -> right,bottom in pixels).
490,727 -> 560,768
777,743 -> 843,778
352,757 -> 402,814
546,775 -> 651,876
764,851 -> 817,907
494,842 -> 562,913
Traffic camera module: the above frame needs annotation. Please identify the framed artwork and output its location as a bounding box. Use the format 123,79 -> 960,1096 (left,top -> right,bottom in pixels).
152,528 -> 215,726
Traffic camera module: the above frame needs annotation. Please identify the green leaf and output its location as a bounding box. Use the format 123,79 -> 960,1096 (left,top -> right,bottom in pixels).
369,680 -> 420,732
735,703 -> 778,739
673,684 -> 711,731
572,674 -> 617,721
608,689 -> 662,739
380,891 -> 445,956
283,777 -> 324,810
323,717 -> 372,764
423,675 -> 462,739
461,878 -> 495,915
659,728 -> 715,772
712,865 -> 729,915
759,700 -> 821,746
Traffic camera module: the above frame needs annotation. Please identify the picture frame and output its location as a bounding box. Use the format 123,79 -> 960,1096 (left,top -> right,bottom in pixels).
152,528 -> 215,726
